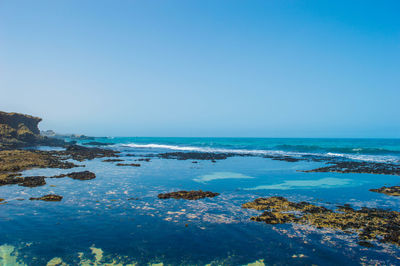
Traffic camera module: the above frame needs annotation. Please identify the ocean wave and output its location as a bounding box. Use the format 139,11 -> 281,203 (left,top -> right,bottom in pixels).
122,143 -> 400,163
275,144 -> 400,155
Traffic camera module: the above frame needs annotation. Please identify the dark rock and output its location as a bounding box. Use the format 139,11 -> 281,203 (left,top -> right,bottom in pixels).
358,241 -> 374,247
102,159 -> 124,162
304,161 -> 400,176
158,152 -> 238,161
66,171 -> 96,180
29,194 -> 63,201
61,145 -> 120,161
116,163 -> 140,167
19,176 -> 46,187
135,158 -> 151,162
158,190 -> 220,200
83,141 -> 113,146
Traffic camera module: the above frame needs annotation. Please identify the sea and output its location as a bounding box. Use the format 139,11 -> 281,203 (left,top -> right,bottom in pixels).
1,137 -> 400,265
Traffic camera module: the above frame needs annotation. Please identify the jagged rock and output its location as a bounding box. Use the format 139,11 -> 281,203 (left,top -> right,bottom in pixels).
29,194 -> 63,201
158,190 -> 220,200
0,111 -> 68,149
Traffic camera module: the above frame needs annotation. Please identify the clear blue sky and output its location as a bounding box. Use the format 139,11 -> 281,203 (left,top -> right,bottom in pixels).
0,1 -> 399,137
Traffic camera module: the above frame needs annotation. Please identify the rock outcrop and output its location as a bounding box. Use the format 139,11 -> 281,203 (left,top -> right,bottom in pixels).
370,186 -> 400,196
0,111 -> 65,149
30,194 -> 63,201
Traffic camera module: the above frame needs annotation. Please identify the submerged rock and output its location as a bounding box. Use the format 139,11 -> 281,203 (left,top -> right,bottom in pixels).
370,186 -> 400,196
116,163 -> 141,167
135,158 -> 151,162
29,194 -> 63,201
243,196 -> 400,246
158,190 -> 220,200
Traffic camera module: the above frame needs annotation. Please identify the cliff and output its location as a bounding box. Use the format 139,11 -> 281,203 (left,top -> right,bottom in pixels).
0,111 -> 64,149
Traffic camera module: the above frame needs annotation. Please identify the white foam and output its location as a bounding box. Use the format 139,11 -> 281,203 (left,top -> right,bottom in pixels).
122,143 -> 399,163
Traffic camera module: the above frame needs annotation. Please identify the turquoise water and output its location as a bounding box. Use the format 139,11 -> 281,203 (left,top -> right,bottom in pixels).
1,138 -> 400,265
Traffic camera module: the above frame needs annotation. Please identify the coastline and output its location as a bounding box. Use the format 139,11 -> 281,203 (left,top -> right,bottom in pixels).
1,111 -> 400,265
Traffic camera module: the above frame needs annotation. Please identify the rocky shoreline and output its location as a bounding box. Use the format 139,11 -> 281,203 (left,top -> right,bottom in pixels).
2,110 -> 400,251
242,196 -> 400,246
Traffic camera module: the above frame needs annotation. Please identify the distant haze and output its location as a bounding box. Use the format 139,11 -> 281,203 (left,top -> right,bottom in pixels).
1,1 -> 399,138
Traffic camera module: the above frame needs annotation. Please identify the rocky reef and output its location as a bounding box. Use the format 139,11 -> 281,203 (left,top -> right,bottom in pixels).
370,186 -> 400,196
53,171 -> 96,181
29,194 -> 63,201
58,145 -> 119,161
304,161 -> 400,176
0,149 -> 78,186
243,196 -> 400,246
158,190 -> 220,200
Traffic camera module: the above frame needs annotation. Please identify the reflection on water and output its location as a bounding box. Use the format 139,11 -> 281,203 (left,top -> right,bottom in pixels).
1,144 -> 400,265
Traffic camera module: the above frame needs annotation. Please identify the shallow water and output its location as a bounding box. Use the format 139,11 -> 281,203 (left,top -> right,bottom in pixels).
1,138 -> 400,265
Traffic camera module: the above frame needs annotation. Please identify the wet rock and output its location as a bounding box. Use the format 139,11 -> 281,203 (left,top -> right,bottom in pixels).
264,155 -> 302,162
19,176 -> 46,187
135,158 -> 151,162
370,186 -> 400,196
65,171 -> 96,180
29,194 -> 63,201
102,159 -> 124,162
83,141 -> 113,146
158,190 -> 220,200
243,196 -> 400,246
158,152 -> 238,161
60,145 -> 119,161
0,198 -> 4,202
304,161 -> 400,176
116,163 -> 141,167
0,150 -> 78,186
